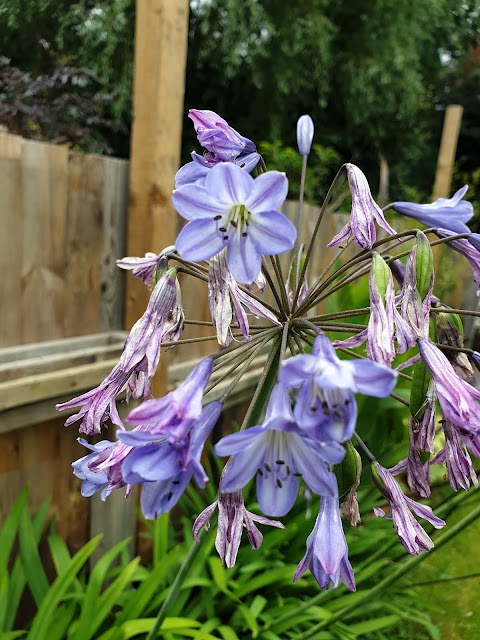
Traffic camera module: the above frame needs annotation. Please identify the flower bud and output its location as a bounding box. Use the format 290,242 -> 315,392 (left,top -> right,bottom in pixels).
414,231 -> 434,300
335,441 -> 362,526
296,115 -> 314,156
372,252 -> 391,298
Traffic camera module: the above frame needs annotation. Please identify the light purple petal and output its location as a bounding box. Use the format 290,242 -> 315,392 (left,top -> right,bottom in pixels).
257,467 -> 298,516
176,219 -> 227,262
226,232 -> 261,284
140,472 -> 191,519
279,354 -> 317,387
173,185 -> 227,220
219,446 -> 265,492
347,359 -> 398,396
248,211 -> 297,255
245,171 -> 288,213
204,162 -> 254,204
121,444 -> 180,482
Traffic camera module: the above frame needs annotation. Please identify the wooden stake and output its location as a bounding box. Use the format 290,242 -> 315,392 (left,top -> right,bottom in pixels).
126,0 -> 189,330
432,104 -> 463,199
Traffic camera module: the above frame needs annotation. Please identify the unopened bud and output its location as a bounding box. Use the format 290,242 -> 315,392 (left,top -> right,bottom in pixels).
415,232 -> 433,300
335,441 -> 362,526
372,252 -> 391,298
296,115 -> 314,156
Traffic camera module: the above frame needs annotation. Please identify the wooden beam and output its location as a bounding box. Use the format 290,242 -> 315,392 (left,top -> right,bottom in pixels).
126,0 -> 189,328
432,104 -> 463,200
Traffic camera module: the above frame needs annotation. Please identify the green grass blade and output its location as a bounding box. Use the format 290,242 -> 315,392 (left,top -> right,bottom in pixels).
18,500 -> 50,607
69,538 -> 133,640
28,535 -> 102,640
0,489 -> 28,575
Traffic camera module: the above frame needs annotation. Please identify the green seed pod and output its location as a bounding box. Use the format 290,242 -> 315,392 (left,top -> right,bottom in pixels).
415,231 -> 433,300
410,358 -> 431,420
372,252 -> 391,299
334,440 -> 362,500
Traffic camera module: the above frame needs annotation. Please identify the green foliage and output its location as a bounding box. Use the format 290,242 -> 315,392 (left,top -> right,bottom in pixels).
0,485 -> 452,640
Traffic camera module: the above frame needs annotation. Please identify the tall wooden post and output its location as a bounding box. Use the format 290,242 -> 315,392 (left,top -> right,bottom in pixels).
432,104 -> 463,199
125,0 -> 190,387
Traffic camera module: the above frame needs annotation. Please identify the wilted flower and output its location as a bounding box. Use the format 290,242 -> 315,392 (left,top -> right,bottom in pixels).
372,462 -> 445,555
294,494 -> 356,591
432,421 -> 478,492
392,186 -> 474,234
192,490 -> 284,568
72,439 -> 115,499
296,115 -> 314,156
418,339 -> 480,437
215,384 -> 343,516
116,251 -> 169,288
173,162 -> 296,284
327,164 -> 395,250
208,251 -> 280,346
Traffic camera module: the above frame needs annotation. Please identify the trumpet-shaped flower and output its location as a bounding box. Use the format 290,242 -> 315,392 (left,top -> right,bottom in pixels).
119,401 -> 222,518
294,494 -> 356,591
215,384 -> 343,517
392,186 -> 474,234
280,334 -> 398,441
418,339 -> 480,437
192,490 -> 285,568
327,164 -> 395,250
125,357 -> 214,444
173,162 -> 296,284
372,463 -> 445,555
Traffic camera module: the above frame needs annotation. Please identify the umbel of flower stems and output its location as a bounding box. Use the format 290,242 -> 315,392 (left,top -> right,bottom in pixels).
59,108 -> 480,593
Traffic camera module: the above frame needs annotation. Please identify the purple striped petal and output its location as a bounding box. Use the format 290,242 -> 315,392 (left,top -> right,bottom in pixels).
204,162 -> 254,204
245,170 -> 288,213
176,219 -> 227,262
173,185 -> 227,220
248,211 -> 297,255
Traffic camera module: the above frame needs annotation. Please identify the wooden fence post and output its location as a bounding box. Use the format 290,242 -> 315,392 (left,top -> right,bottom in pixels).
125,0 -> 189,345
432,104 -> 463,199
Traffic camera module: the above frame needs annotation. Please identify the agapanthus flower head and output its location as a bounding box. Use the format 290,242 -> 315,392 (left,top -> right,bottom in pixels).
173,162 -> 296,284
215,384 -> 344,517
327,164 -> 395,250
188,109 -> 257,164
296,115 -> 314,157
280,333 -> 398,441
418,338 -> 480,437
372,462 -> 445,555
392,186 -> 474,234
192,490 -> 285,568
294,494 -> 356,591
118,401 -> 222,519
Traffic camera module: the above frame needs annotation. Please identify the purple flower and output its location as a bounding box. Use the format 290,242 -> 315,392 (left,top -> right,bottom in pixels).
57,269 -> 185,432
119,268 -> 184,387
125,357 -> 214,444
280,334 -> 398,441
173,162 -> 296,284
57,364 -> 130,434
116,251 -> 170,288
215,384 -> 343,517
188,109 -> 257,164
119,401 -> 222,518
72,439 -> 113,499
372,462 -> 445,555
297,115 -> 314,156
208,251 -> 280,346
294,495 -> 356,591
418,339 -> 480,437
192,490 -> 285,568
432,421 -> 478,492
175,151 -> 260,188
392,186 -> 474,234
327,164 -> 395,250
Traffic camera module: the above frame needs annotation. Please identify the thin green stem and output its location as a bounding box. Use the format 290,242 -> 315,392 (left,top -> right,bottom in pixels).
353,432 -> 377,462
292,154 -> 308,293
217,336 -> 274,402
145,531 -> 207,640
269,255 -> 289,313
292,164 -> 347,311
261,258 -> 286,316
